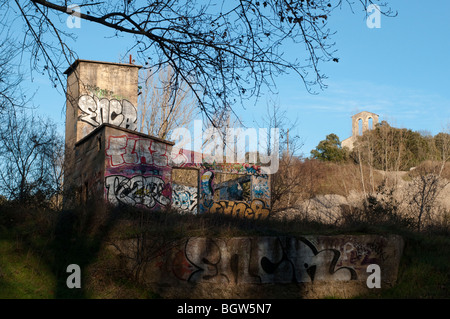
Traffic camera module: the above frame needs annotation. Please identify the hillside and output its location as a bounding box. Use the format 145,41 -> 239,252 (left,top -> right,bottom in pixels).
272,159 -> 450,233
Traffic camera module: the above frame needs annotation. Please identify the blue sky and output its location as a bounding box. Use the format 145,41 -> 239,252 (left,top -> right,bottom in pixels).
20,0 -> 450,157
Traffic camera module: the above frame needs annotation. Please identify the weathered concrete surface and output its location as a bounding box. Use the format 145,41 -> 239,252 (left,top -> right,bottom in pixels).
110,234 -> 404,299
64,60 -> 142,194
66,123 -> 174,208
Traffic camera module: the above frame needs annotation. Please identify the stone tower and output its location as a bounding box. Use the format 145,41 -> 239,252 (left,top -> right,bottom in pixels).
341,111 -> 379,150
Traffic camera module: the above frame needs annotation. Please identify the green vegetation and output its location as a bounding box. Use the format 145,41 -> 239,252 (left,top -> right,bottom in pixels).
311,133 -> 349,163
0,240 -> 55,298
311,121 -> 450,171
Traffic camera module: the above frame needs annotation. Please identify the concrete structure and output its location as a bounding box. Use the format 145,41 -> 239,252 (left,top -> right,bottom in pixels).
63,59 -> 271,218
111,234 -> 404,298
72,123 -> 175,207
172,149 -> 271,218
341,111 -> 379,150
64,60 -> 143,195
63,59 -> 175,208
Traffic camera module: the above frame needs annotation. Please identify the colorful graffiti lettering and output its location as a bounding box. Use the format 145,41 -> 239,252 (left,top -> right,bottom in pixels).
78,94 -> 137,130
104,175 -> 171,208
214,175 -> 251,201
105,135 -> 169,168
172,184 -> 198,213
171,148 -> 190,167
209,199 -> 270,219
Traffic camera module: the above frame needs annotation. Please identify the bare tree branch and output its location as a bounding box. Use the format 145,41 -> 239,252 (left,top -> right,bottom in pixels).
8,0 -> 396,124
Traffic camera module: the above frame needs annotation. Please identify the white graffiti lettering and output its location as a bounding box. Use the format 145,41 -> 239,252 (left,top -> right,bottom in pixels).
78,95 -> 137,131
172,184 -> 198,213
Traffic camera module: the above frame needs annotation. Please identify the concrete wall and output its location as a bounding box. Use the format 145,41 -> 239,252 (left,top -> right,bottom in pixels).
103,125 -> 174,210
63,59 -> 176,210
66,123 -> 174,209
71,125 -> 106,203
111,234 -> 404,298
172,151 -> 271,218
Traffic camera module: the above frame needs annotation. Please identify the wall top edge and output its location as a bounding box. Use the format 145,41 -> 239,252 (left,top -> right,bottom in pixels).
74,123 -> 175,147
64,59 -> 143,75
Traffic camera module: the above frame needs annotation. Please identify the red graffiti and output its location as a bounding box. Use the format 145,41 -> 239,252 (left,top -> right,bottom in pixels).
105,135 -> 169,167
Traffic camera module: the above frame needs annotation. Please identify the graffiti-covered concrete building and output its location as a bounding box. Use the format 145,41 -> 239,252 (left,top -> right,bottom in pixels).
63,59 -> 271,218
63,60 -> 175,209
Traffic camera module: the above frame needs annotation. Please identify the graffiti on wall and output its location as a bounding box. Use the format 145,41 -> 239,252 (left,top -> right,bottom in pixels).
215,175 -> 251,202
199,170 -> 214,213
251,175 -> 270,205
105,175 -> 171,208
171,148 -> 190,167
129,236 -> 394,285
105,135 -> 169,168
171,149 -> 262,176
78,94 -> 137,131
196,169 -> 271,217
201,161 -> 262,175
172,184 -> 198,213
209,199 -> 270,219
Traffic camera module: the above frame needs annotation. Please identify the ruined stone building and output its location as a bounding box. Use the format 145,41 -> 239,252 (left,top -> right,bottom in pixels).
341,111 -> 379,150
63,60 -> 270,219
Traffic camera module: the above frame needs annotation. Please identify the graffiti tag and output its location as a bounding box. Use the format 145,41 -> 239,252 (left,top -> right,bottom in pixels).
209,199 -> 270,219
105,175 -> 170,208
105,135 -> 169,167
159,237 -> 358,284
172,184 -> 198,213
78,95 -> 137,130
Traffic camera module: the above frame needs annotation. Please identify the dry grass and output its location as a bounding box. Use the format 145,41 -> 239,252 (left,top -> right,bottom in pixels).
272,159 -> 385,211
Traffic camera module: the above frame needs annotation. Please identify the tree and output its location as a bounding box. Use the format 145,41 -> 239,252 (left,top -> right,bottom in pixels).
311,133 -> 348,163
6,0 -> 396,125
259,100 -> 302,158
0,18 -> 27,113
137,66 -> 198,139
0,107 -> 63,203
406,163 -> 449,232
257,100 -> 303,210
352,121 -> 450,172
434,130 -> 450,174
